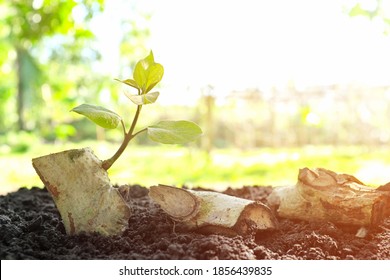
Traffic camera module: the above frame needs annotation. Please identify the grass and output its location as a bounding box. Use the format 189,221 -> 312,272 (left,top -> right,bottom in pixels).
1,141 -> 390,194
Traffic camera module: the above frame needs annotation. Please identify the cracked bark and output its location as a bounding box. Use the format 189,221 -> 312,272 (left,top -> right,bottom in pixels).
32,148 -> 130,236
148,184 -> 277,236
267,167 -> 390,226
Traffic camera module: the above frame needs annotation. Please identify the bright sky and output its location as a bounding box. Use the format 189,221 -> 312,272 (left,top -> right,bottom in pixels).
93,0 -> 390,104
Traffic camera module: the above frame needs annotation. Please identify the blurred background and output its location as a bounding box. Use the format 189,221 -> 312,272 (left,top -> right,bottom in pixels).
1,0 -> 390,194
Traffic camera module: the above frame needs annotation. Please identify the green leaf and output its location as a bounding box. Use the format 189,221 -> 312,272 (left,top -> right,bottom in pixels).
133,51 -> 164,93
115,78 -> 139,90
145,63 -> 164,93
71,104 -> 122,129
125,91 -> 160,105
349,4 -> 372,18
147,120 -> 202,144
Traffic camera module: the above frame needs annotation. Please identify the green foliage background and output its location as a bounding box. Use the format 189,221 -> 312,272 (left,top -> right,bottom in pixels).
1,0 -> 390,193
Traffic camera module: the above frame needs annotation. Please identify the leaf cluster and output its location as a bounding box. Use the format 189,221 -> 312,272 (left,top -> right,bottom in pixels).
71,51 -> 202,169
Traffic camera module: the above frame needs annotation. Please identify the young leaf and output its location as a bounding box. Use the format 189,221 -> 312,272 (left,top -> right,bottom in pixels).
133,51 -> 164,93
147,120 -> 202,144
115,78 -> 139,90
71,104 -> 122,129
125,91 -> 160,105
145,63 -> 164,93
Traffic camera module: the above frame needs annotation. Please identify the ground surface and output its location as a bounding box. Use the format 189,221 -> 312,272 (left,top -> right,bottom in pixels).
1,185 -> 390,260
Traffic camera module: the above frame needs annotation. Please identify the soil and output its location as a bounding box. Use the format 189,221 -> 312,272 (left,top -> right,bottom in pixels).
1,185 -> 390,260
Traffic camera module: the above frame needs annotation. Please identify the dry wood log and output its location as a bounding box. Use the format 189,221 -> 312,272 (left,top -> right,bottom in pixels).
149,184 -> 277,236
267,167 -> 390,226
32,148 -> 130,236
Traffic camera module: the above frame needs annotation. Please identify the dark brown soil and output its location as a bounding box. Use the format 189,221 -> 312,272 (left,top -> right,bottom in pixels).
1,185 -> 390,260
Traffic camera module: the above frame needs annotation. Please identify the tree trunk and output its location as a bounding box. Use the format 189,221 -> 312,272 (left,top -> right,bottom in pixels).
267,167 -> 390,226
16,47 -> 26,131
32,148 -> 131,236
149,184 -> 277,236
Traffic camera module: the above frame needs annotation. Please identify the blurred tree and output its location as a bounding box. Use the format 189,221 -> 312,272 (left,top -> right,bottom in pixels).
1,0 -> 104,132
349,0 -> 390,34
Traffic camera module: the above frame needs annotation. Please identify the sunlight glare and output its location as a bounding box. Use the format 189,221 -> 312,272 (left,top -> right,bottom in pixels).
91,0 -> 390,104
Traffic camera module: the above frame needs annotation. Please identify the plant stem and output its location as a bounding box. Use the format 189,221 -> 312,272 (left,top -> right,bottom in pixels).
102,105 -> 143,170
131,127 -> 147,139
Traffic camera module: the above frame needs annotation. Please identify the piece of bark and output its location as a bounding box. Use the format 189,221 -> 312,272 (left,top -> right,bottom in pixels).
32,148 -> 130,236
149,184 -> 277,236
267,167 -> 390,226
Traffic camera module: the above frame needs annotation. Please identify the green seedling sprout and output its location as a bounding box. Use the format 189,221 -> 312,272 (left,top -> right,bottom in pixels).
71,51 -> 202,170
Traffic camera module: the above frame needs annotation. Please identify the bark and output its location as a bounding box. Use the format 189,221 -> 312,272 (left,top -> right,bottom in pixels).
32,148 -> 130,236
267,167 -> 390,226
149,184 -> 277,236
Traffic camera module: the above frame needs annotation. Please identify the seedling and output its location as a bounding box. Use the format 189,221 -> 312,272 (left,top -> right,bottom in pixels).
32,51 -> 202,236
70,51 -> 202,170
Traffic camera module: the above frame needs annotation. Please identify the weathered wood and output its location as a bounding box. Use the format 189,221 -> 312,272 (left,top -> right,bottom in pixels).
149,184 -> 277,236
32,148 -> 130,236
267,167 -> 390,226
